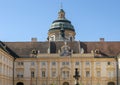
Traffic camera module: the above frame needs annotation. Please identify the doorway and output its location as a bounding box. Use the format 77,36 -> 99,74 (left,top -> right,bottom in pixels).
16,82 -> 24,85
108,82 -> 115,85
63,82 -> 69,85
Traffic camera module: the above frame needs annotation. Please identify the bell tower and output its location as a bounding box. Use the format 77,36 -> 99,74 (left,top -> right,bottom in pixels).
48,9 -> 76,41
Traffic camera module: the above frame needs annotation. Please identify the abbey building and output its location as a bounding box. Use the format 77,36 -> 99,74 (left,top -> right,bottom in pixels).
0,9 -> 120,85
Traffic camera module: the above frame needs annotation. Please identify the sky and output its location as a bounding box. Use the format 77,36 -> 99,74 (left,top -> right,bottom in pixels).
0,0 -> 120,42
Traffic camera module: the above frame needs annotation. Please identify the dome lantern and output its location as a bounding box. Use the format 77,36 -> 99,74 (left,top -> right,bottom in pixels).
58,9 -> 65,19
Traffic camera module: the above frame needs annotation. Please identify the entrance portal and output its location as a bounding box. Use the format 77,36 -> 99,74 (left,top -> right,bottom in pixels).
108,82 -> 115,85
16,82 -> 24,85
63,82 -> 69,85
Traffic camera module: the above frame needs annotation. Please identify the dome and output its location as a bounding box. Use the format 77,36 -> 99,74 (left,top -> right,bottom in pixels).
48,9 -> 76,41
49,9 -> 75,32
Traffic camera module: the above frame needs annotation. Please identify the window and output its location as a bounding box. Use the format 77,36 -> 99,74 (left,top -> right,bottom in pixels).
96,62 -> 100,66
52,71 -> 56,78
62,62 -> 69,66
96,71 -> 101,77
86,61 -> 90,66
42,71 -> 46,77
66,62 -> 69,65
17,71 -> 24,78
108,71 -> 114,78
86,71 -> 90,77
21,62 -> 24,65
107,62 -> 111,65
107,61 -> 115,66
52,62 -> 56,66
18,62 -> 24,66
62,71 -> 65,78
41,62 -> 46,66
62,71 -> 69,79
75,61 -> 79,65
66,71 -> 69,78
62,62 -> 65,65
31,71 -> 35,78
31,62 -> 35,66
18,62 -> 20,65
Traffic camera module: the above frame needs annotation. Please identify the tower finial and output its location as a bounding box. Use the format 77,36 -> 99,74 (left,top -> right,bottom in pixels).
60,2 -> 63,9
58,7 -> 65,19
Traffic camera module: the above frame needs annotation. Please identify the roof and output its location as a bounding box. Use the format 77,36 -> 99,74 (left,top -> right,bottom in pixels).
4,41 -> 80,57
83,42 -> 120,57
4,42 -> 49,57
49,9 -> 75,32
3,41 -> 120,57
0,41 -> 19,58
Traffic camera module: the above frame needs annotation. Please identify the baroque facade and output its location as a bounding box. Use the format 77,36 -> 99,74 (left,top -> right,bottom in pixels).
0,9 -> 120,85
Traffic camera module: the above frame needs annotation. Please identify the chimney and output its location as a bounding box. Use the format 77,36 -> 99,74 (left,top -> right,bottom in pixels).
100,38 -> 104,42
31,38 -> 37,42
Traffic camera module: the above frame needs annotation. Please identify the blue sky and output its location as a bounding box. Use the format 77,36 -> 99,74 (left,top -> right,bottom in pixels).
0,0 -> 120,42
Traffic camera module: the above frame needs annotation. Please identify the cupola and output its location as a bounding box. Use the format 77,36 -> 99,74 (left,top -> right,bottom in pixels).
48,9 -> 76,41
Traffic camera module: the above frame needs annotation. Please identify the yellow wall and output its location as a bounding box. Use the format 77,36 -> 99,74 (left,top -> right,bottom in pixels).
14,53 -> 117,85
0,48 -> 14,85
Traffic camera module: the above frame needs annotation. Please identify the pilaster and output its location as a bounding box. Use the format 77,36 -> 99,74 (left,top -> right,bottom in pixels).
118,55 -> 120,85
91,60 -> 94,85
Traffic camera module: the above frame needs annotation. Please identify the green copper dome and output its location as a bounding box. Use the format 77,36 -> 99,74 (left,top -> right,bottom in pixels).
49,9 -> 75,32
